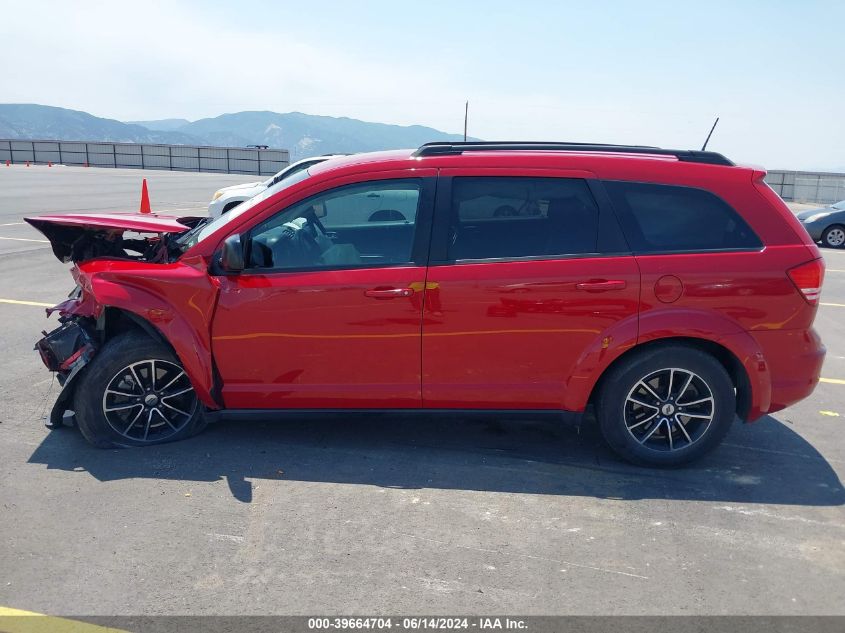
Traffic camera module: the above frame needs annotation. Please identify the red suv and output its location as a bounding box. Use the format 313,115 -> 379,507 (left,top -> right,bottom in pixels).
29,142 -> 826,466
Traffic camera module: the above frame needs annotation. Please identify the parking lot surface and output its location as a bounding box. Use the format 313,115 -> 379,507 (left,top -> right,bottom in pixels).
0,166 -> 843,615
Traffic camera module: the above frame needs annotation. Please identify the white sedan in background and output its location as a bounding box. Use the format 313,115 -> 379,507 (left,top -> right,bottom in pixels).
208,155 -> 345,218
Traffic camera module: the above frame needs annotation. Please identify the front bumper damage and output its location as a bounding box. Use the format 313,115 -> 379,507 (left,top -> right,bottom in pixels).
35,318 -> 99,428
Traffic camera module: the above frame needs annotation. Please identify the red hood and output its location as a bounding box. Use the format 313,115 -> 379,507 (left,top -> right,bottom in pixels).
25,212 -> 197,234
25,212 -> 203,263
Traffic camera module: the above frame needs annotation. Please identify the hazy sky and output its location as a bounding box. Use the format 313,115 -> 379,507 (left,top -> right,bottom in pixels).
2,0 -> 843,170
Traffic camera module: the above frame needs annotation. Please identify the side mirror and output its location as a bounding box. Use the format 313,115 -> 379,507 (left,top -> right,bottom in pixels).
219,234 -> 245,272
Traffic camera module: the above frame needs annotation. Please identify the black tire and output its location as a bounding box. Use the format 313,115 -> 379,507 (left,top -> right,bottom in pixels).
74,332 -> 206,448
595,345 -> 735,467
222,200 -> 243,214
822,224 -> 845,249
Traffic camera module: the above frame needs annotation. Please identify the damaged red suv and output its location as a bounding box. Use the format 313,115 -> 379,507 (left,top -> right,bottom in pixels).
28,142 -> 826,466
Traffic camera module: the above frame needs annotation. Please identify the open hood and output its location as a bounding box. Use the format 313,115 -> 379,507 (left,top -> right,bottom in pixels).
25,212 -> 202,263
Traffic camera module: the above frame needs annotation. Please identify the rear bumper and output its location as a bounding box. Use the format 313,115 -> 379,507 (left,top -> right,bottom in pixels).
751,327 -> 825,415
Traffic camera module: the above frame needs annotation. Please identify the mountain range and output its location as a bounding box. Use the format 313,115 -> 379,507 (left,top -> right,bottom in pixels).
0,104 -> 475,160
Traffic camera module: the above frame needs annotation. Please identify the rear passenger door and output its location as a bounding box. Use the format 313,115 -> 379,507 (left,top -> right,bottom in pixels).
422,170 -> 640,410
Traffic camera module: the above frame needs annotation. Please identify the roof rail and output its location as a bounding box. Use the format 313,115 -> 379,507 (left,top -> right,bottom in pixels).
412,141 -> 734,166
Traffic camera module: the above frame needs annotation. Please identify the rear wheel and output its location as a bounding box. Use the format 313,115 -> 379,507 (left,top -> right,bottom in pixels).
595,345 -> 735,466
222,200 -> 243,214
74,332 -> 206,448
822,224 -> 845,249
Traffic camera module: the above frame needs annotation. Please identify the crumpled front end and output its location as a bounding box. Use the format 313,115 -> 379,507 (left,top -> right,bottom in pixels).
33,251 -> 224,426
35,312 -> 99,428
34,271 -> 106,428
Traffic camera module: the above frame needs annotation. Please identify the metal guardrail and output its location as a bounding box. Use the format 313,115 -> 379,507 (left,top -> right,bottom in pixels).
766,170 -> 845,204
0,139 -> 290,176
3,140 -> 840,205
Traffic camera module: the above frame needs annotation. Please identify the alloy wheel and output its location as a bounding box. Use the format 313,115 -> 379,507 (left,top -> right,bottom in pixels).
101,359 -> 197,442
825,227 -> 845,247
623,368 -> 715,452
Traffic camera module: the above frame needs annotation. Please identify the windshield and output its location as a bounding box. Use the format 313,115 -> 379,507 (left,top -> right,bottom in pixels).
832,200 -> 845,210
176,167 -> 313,249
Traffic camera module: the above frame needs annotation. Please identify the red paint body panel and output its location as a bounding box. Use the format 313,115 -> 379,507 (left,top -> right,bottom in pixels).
750,328 -> 825,413
64,256 -> 221,408
32,148 -> 826,424
211,266 -> 426,408
26,212 -> 195,234
422,257 -> 640,409
634,246 -> 822,419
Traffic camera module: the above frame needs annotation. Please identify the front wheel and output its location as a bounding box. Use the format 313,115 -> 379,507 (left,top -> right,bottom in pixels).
74,332 -> 206,448
822,224 -> 845,249
595,345 -> 735,467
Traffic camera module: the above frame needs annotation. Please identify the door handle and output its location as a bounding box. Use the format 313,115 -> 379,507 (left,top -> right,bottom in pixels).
364,287 -> 414,299
576,280 -> 627,292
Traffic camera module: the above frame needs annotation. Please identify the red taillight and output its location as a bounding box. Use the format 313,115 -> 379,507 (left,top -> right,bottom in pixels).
787,258 -> 825,305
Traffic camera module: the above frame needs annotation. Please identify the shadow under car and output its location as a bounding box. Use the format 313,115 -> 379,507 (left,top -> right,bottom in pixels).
27,412 -> 845,505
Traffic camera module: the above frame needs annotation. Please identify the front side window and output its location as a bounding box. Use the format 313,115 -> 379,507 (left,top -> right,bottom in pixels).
603,181 -> 762,253
247,179 -> 421,270
448,177 -> 600,260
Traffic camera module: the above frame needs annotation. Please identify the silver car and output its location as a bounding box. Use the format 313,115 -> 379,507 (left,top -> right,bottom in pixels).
797,200 -> 845,248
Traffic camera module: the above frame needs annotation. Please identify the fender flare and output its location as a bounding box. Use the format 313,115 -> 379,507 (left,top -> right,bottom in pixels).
563,308 -> 771,419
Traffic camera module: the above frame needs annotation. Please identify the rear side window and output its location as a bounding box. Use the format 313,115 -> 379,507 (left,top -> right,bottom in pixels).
449,177 -> 599,260
603,181 -> 762,253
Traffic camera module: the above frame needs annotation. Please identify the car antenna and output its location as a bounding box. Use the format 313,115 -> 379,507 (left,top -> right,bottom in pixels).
701,116 -> 720,151
463,100 -> 469,142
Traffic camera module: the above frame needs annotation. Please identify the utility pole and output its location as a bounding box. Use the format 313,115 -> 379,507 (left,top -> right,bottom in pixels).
463,101 -> 469,142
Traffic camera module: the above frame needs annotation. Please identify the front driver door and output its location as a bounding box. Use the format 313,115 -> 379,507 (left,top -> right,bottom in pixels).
211,173 -> 436,409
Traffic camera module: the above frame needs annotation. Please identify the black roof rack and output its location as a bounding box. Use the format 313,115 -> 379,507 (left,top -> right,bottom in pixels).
412,141 -> 734,166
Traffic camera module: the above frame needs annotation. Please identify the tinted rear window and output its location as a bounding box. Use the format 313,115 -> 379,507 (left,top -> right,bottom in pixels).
449,177 -> 599,260
603,181 -> 761,253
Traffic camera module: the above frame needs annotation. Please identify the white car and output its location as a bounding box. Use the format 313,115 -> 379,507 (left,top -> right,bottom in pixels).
207,155 -> 344,218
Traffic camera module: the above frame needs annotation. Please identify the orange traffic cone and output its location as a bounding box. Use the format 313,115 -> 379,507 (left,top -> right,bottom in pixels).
48,161 -> 53,167
4,160 -> 9,167
25,161 -> 30,167
139,178 -> 152,214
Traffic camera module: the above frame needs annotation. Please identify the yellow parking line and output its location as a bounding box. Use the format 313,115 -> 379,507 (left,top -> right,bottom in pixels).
0,299 -> 53,307
0,222 -> 26,227
820,378 -> 845,385
0,236 -> 49,243
820,302 -> 845,307
0,606 -> 128,633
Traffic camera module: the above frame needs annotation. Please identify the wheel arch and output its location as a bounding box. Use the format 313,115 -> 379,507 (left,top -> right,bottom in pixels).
587,336 -> 755,420
222,199 -> 245,213
98,306 -> 172,350
93,304 -> 221,410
